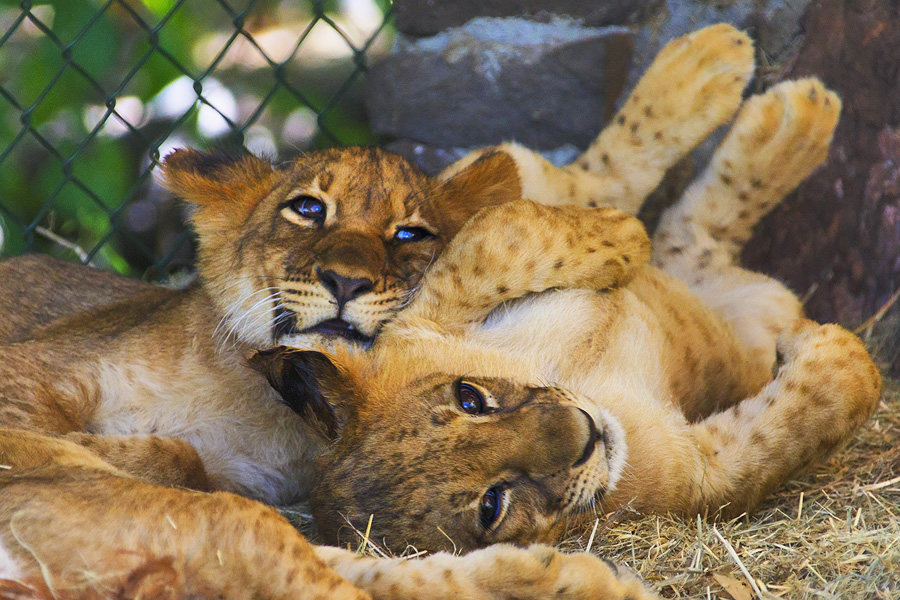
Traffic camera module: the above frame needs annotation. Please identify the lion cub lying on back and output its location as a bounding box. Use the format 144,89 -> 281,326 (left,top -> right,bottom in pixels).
0,24 -> 766,599
256,79 -> 881,551
0,25 -> 756,506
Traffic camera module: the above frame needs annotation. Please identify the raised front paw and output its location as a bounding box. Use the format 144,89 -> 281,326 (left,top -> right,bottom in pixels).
393,200 -> 651,334
616,24 -> 754,165
465,544 -> 659,600
451,200 -> 651,292
711,79 -> 840,205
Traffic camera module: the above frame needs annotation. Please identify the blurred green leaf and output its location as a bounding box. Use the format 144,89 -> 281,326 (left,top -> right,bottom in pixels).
0,0 -> 394,278
140,0 -> 180,18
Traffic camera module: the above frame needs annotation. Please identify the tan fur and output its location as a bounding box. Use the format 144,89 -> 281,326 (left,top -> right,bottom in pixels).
6,144 -> 625,595
0,25 -> 755,502
0,68 -> 674,599
0,146 -> 525,504
0,23 -> 858,596
0,433 -> 656,599
292,72 -> 881,552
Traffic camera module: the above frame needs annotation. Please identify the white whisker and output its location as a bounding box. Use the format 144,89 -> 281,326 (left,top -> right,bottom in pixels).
397,250 -> 438,311
212,281 -> 278,338
213,285 -> 283,352
213,286 -> 281,341
226,291 -> 283,346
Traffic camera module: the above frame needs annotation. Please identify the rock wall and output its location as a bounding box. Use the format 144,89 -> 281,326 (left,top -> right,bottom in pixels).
366,0 -> 900,374
742,0 -> 900,375
368,0 -> 813,167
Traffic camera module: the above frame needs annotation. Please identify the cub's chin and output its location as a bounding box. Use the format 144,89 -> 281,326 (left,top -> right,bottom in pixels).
299,319 -> 374,345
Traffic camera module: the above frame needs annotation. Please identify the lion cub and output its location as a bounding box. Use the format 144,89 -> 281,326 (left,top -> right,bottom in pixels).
1,23 -> 759,598
260,77 -> 881,551
0,25 -> 754,504
0,146 -> 523,503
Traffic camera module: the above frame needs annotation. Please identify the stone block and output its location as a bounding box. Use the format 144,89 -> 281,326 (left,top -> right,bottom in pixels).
624,0 -> 814,92
384,139 -> 581,176
366,17 -> 632,150
394,0 -> 661,37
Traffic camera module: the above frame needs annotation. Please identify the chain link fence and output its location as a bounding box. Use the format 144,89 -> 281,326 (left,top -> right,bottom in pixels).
0,0 -> 393,280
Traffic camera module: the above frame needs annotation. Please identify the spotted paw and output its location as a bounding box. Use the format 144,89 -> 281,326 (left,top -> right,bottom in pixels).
709,78 -> 841,208
464,544 -> 660,600
612,23 -> 755,168
540,546 -> 660,600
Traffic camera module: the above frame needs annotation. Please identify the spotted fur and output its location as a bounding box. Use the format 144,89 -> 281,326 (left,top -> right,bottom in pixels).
0,23 -> 833,596
281,74 -> 880,553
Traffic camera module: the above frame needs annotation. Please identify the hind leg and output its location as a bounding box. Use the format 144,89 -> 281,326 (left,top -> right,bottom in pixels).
685,319 -> 880,517
653,79 -> 841,369
439,24 -> 754,213
0,343 -> 213,491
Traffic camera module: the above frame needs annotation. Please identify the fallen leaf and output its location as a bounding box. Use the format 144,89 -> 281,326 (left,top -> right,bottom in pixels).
712,572 -> 753,600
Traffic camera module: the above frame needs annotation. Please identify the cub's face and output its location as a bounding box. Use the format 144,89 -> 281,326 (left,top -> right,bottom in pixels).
251,349 -> 627,552
163,148 -> 519,349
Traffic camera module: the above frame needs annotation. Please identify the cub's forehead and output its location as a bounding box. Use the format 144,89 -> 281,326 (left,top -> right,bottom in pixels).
279,148 -> 433,220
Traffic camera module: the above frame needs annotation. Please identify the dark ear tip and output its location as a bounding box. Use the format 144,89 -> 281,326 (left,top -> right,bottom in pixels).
247,345 -> 289,359
448,150 -> 520,189
245,346 -> 292,374
161,148 -> 197,169
246,348 -> 339,387
162,148 -> 190,159
162,147 -> 262,177
247,348 -> 347,442
463,149 -> 516,172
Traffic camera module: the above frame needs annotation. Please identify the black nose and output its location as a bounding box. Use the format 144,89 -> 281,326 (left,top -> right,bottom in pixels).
316,267 -> 374,306
572,408 -> 599,467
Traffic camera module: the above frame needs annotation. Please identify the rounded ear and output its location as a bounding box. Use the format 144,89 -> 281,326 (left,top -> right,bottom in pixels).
161,148 -> 277,209
247,348 -> 355,441
431,150 -> 523,237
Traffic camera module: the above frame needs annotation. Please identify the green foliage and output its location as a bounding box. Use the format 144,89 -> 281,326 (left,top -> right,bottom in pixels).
0,0 -> 394,276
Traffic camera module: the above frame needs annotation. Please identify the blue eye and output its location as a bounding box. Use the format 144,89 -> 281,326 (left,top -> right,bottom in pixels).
479,486 -> 504,530
288,196 -> 326,221
395,226 -> 433,242
457,382 -> 485,414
